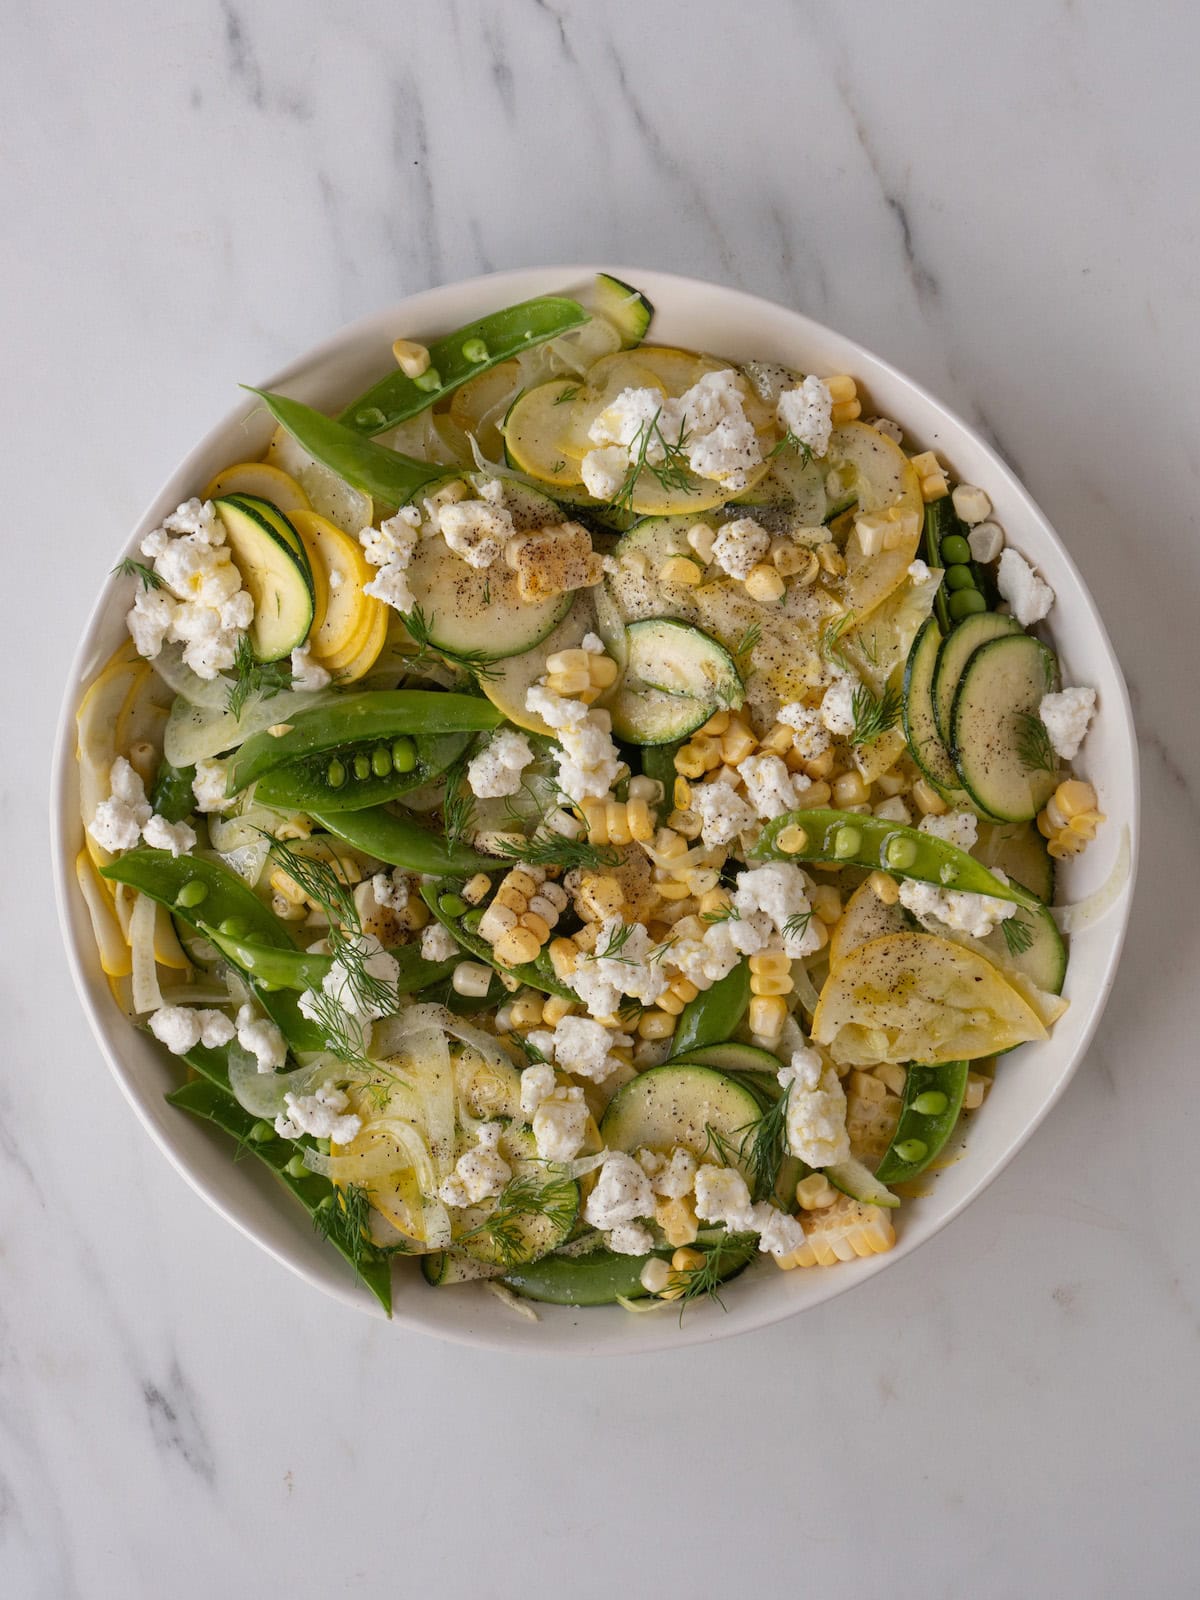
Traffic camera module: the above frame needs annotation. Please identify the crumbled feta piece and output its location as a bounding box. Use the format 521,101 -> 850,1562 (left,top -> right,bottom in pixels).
519,1063 -> 557,1117
370,870 -> 410,912
737,753 -> 811,820
125,502 -> 254,678
820,671 -> 860,736
531,1087 -> 589,1163
436,498 -> 514,569
997,549 -> 1054,626
421,923 -> 458,963
711,517 -> 770,580
756,1208 -> 807,1258
525,682 -> 621,805
148,1005 -> 235,1055
588,386 -> 668,456
606,1222 -> 656,1256
566,918 -> 669,1018
542,1015 -> 632,1083
88,757 -> 152,852
141,813 -> 196,857
126,588 -> 176,659
275,1085 -> 361,1144
779,1045 -> 850,1166
733,862 -> 822,958
897,876 -> 1017,939
360,511 -> 422,614
301,933 -> 400,1023
583,1152 -> 654,1232
677,371 -> 763,487
777,375 -> 833,458
581,633 -> 605,654
869,417 -> 904,444
192,758 -> 232,813
919,809 -> 979,852
1039,686 -> 1096,761
466,729 -> 534,799
951,484 -> 992,525
580,446 -> 630,501
777,702 -> 831,760
694,1161 -> 808,1257
967,521 -> 1005,564
907,558 -> 931,583
437,1122 -> 512,1208
649,1147 -> 697,1200
290,645 -> 331,692
692,778 -> 755,846
235,1003 -> 287,1073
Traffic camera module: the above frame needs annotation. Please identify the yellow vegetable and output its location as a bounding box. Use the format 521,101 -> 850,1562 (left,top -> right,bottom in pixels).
812,931 -> 1047,1066
202,461 -> 312,515
75,850 -> 131,977
287,508 -> 373,662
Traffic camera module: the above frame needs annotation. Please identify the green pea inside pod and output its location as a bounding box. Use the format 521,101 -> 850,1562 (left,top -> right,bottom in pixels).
253,730 -> 467,814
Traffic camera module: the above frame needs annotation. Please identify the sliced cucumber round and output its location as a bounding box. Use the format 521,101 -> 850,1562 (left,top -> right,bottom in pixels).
226,494 -> 314,587
670,1042 -> 782,1074
214,497 -> 314,662
976,820 -> 1055,905
951,634 -> 1061,823
902,617 -> 966,798
932,611 -> 1021,744
403,481 -> 573,661
608,683 -> 711,745
591,272 -> 654,348
599,1064 -> 762,1172
626,617 -> 743,709
973,894 -> 1067,994
480,591 -> 597,734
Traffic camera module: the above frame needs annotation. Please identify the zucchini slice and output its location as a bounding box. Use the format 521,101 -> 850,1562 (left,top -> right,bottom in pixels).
976,820 -> 1055,905
454,1127 -> 580,1268
403,481 -> 573,660
824,1156 -> 899,1208
902,617 -> 966,798
591,272 -> 654,348
608,683 -> 711,745
670,1042 -> 782,1074
932,611 -> 1020,744
967,896 -> 1067,995
950,634 -> 1061,822
481,592 -> 596,734
625,617 -> 743,709
213,497 -> 314,662
599,1064 -> 762,1173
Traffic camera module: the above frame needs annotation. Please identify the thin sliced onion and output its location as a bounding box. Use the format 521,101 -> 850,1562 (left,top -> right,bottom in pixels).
486,1283 -> 540,1321
228,1045 -> 329,1117
1052,825 -> 1132,934
616,1294 -> 670,1315
792,960 -> 822,1016
150,643 -> 232,709
563,1149 -> 609,1180
163,686 -> 337,767
217,841 -> 271,886
129,892 -> 163,1014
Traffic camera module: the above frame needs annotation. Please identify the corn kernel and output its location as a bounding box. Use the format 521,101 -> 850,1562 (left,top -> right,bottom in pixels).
749,949 -> 791,976
833,770 -> 870,808
462,872 -> 492,906
674,744 -> 707,780
817,543 -> 846,577
668,808 -> 702,841
656,989 -> 685,1016
625,796 -> 654,842
541,994 -> 575,1026
655,880 -> 692,902
866,870 -> 899,906
654,828 -> 688,859
776,823 -> 809,855
639,1257 -> 671,1295
272,893 -> 307,922
672,776 -> 692,810
509,994 -> 545,1027
546,668 -> 592,696
519,910 -> 551,945
745,563 -> 786,603
691,734 -> 722,770
638,1009 -> 678,1040
655,1194 -> 699,1247
504,869 -> 539,899
964,1073 -> 989,1110
912,778 -> 948,816
772,541 -> 819,582
392,338 -> 431,378
873,1062 -> 907,1097
578,874 -> 625,920
876,770 -> 908,797
699,887 -> 731,917
671,1247 -> 705,1272
1055,779 -> 1099,819
831,398 -> 862,425
547,647 -> 589,675
682,869 -> 717,899
548,938 -> 579,979
760,723 -> 794,756
751,971 -> 793,997
669,976 -> 700,1004
587,654 -> 619,689
850,1069 -> 888,1104
720,718 -> 757,765
686,523 -> 716,563
493,926 -> 542,966
810,885 -> 842,924
605,800 -> 632,846
698,709 -> 731,736
796,1173 -> 837,1210
825,374 -> 858,403
494,884 -> 529,915
660,555 -> 703,586
790,779 -> 833,810
908,450 -> 940,479
748,994 -> 788,1039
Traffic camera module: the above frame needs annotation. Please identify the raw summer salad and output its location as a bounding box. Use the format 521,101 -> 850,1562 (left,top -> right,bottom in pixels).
75,273 -> 1110,1319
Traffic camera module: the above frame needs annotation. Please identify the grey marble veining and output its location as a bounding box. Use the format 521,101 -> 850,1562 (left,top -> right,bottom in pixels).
3,0 -> 1199,1594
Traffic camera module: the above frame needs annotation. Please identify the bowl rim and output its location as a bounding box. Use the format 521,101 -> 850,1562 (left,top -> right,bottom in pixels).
51,264 -> 1140,1354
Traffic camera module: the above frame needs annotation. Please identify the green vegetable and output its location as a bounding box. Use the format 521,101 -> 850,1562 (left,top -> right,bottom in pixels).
166,1076 -> 392,1313
949,588 -> 987,620
672,961 -> 751,1056
338,296 -> 588,435
244,387 -> 445,506
224,690 -> 501,795
875,1062 -> 969,1183
253,729 -> 466,814
751,808 -> 1039,909
500,1233 -> 757,1308
921,497 -> 991,626
201,925 -> 459,995
310,806 -> 498,876
418,877 -> 573,999
103,850 -> 292,950
150,758 -> 196,823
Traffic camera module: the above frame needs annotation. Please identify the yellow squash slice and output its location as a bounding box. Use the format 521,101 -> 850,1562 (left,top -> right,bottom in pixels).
287,508 -> 377,665
203,461 -> 312,515
812,931 -> 1048,1066
265,424 -> 372,534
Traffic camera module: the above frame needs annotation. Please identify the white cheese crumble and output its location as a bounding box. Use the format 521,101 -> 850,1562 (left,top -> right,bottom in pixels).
1039,686 -> 1096,761
192,758 -> 232,814
907,558 -> 931,583
711,517 -> 770,580
733,862 -> 823,959
420,922 -> 458,963
436,497 -> 514,569
437,1122 -> 512,1208
370,870 -> 410,912
869,417 -> 904,444
692,778 -> 756,846
967,521 -> 1005,564
636,1146 -> 698,1199
518,1063 -> 590,1163
778,1045 -> 850,1167
583,1152 -> 654,1239
141,814 -> 197,857
873,796 -> 912,825
290,645 -> 331,692
275,1085 -> 361,1144
124,499 -> 254,679
897,876 -> 1017,940
997,548 -> 1054,626
298,933 -> 400,1025
737,753 -> 811,820
819,671 -> 861,736
235,1003 -> 287,1073
919,809 -> 979,852
466,729 -> 535,799
580,446 -> 629,501
88,757 -> 195,856
148,1005 -> 235,1055
528,1014 -> 633,1083
360,510 -> 421,614
525,682 -> 622,805
692,1165 -> 807,1258
777,702 -> 832,760
777,375 -> 834,458
565,917 -> 669,1018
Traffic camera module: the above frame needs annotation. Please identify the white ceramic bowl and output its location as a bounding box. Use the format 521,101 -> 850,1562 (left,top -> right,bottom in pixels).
52,266 -> 1139,1354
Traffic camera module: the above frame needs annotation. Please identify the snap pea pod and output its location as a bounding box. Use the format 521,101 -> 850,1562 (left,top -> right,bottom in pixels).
150,757 -> 197,823
102,850 -> 295,949
338,295 -> 589,435
202,925 -> 459,996
500,1234 -> 758,1307
639,741 -> 683,826
253,729 -> 471,814
225,691 -> 501,795
244,387 -> 444,507
875,1061 -> 969,1183
309,806 -> 498,876
166,1075 -> 393,1313
419,877 -> 575,1000
751,808 -> 1038,909
671,960 -> 751,1057
923,499 -> 992,625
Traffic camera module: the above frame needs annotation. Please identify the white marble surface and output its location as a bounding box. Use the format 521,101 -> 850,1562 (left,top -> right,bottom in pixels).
4,0 -> 1197,1593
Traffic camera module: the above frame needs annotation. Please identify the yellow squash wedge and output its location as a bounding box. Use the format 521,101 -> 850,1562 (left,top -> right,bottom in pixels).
287,509 -> 377,665
203,461 -> 311,515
